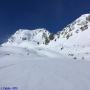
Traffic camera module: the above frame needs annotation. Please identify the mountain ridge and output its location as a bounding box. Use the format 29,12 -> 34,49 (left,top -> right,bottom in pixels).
2,13 -> 90,49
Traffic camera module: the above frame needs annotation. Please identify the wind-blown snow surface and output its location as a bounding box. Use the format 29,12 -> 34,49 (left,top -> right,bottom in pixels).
0,46 -> 90,90
1,14 -> 90,90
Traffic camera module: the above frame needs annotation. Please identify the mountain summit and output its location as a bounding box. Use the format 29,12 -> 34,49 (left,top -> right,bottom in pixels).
2,28 -> 52,47
49,14 -> 90,47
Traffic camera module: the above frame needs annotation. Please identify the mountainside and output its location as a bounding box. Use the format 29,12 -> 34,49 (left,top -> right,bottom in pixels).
49,14 -> 90,47
0,14 -> 90,90
2,28 -> 51,48
1,14 -> 90,60
0,46 -> 90,90
2,14 -> 90,49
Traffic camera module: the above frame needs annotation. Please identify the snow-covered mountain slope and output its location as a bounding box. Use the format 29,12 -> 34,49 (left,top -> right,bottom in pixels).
46,14 -> 90,60
3,14 -> 90,49
1,14 -> 90,60
1,14 -> 90,90
0,46 -> 90,90
2,28 -> 51,48
51,14 -> 90,47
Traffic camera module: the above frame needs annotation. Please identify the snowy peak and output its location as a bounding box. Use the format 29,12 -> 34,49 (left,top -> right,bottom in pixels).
47,14 -> 90,49
76,14 -> 90,22
57,14 -> 90,39
2,28 -> 52,47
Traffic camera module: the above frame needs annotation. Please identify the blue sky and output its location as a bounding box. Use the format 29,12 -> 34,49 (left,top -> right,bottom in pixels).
0,0 -> 90,43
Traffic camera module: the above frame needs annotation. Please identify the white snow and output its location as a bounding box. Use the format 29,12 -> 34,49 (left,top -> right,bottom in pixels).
0,14 -> 90,90
2,28 -> 50,47
0,46 -> 90,90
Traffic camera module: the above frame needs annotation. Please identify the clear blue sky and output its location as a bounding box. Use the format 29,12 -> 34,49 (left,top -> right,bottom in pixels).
0,0 -> 90,43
